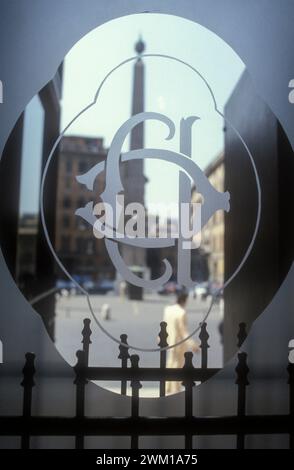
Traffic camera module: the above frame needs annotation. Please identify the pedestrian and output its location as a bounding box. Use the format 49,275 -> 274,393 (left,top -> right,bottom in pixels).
101,303 -> 111,321
163,292 -> 200,394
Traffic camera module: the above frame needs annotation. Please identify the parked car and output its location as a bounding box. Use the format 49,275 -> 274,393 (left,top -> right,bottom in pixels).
97,279 -> 115,294
82,280 -> 95,292
85,279 -> 115,295
56,279 -> 77,295
158,281 -> 182,295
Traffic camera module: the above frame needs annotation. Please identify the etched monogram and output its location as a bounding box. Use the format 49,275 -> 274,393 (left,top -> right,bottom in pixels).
76,112 -> 230,289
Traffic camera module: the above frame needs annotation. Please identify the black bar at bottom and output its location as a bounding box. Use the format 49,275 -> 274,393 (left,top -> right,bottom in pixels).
0,414 -> 292,437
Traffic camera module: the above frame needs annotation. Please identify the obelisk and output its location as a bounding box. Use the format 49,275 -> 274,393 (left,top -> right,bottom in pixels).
122,37 -> 146,297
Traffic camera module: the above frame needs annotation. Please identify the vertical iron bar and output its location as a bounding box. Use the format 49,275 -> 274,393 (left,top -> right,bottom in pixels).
118,334 -> 130,396
74,350 -> 87,449
20,352 -> 35,449
82,318 -> 92,366
235,352 -> 249,449
158,321 -> 168,397
199,322 -> 209,370
130,354 -> 142,450
182,352 -> 195,449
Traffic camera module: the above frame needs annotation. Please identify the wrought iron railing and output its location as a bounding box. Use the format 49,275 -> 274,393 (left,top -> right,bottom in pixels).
0,319 -> 293,449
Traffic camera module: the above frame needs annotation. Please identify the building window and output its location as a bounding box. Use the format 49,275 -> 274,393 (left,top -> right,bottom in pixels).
86,239 -> 95,255
75,237 -> 95,254
77,197 -> 86,208
62,215 -> 70,228
65,159 -> 72,174
76,237 -> 84,252
76,217 -> 88,231
78,160 -> 88,174
65,177 -> 71,189
63,197 -> 71,209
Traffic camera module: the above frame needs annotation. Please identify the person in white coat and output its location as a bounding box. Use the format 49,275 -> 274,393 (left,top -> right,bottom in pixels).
163,292 -> 200,394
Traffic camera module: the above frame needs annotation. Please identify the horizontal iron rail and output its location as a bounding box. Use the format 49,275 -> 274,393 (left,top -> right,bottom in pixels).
0,415 -> 292,436
84,367 -> 221,382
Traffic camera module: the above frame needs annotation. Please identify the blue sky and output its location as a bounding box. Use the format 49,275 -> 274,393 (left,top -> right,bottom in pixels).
20,13 -> 245,215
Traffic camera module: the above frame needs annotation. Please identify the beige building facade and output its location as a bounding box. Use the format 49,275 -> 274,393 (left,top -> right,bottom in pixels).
192,152 -> 225,285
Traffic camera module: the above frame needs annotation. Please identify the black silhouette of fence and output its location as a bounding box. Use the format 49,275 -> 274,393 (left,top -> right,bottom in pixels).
0,319 -> 293,449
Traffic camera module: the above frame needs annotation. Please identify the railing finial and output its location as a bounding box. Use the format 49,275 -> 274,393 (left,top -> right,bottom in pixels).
182,351 -> 195,388
158,321 -> 168,349
21,352 -> 36,389
81,318 -> 92,366
118,334 -> 130,360
199,322 -> 210,369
